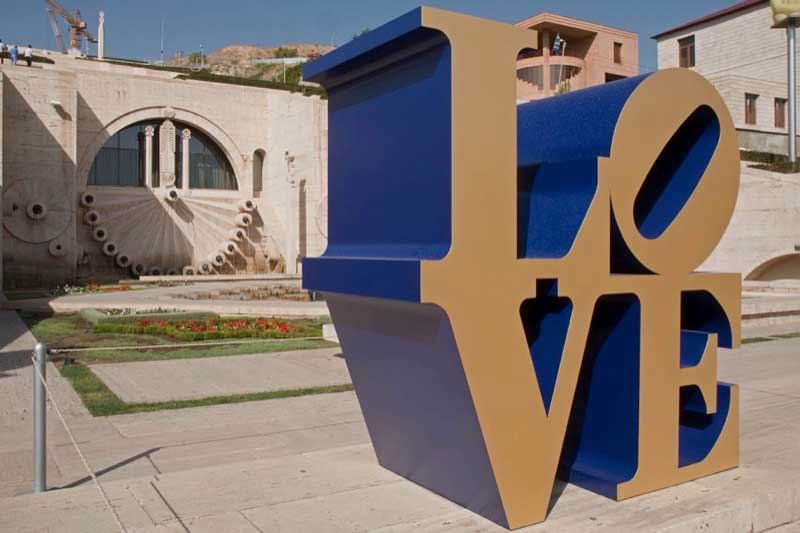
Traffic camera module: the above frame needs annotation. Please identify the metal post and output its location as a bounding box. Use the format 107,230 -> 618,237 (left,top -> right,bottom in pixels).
788,24 -> 797,164
33,342 -> 46,493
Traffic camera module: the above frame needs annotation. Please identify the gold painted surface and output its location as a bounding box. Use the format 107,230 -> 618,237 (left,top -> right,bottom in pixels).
418,8 -> 741,529
772,0 -> 800,25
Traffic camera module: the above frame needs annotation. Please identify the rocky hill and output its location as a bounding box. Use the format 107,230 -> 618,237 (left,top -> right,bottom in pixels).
165,44 -> 335,82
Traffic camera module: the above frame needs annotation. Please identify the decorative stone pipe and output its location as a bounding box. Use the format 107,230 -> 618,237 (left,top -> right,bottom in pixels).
83,210 -> 100,226
80,192 -> 96,208
115,253 -> 131,268
228,228 -> 246,242
48,240 -> 67,257
166,268 -> 178,276
164,188 -> 179,203
148,266 -> 163,276
130,263 -> 147,277
182,266 -> 196,276
198,262 -> 213,275
221,241 -> 240,257
237,199 -> 256,212
92,226 -> 108,242
103,241 -> 118,257
235,213 -> 252,227
208,252 -> 226,267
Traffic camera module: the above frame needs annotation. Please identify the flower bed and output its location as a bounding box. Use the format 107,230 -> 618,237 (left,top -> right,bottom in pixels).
94,317 -> 319,341
80,307 -> 218,326
52,283 -> 135,296
88,283 -> 133,293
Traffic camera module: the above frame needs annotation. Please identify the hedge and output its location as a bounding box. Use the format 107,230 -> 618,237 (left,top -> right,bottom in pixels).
80,308 -> 218,326
93,321 -> 318,342
176,71 -> 326,98
0,52 -> 55,64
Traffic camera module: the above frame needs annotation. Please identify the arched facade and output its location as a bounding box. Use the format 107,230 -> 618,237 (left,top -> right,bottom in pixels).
747,254 -> 800,282
77,107 -> 247,191
87,119 -> 237,190
1,61 -> 328,288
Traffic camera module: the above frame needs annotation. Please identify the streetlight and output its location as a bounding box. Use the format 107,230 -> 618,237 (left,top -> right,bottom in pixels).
771,0 -> 800,164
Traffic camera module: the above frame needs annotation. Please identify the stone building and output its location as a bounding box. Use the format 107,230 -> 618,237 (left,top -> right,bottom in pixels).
0,54 -> 327,288
653,0 -> 795,154
516,13 -> 639,101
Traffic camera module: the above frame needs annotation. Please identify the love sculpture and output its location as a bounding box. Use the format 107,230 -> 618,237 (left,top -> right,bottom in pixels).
303,7 -> 740,529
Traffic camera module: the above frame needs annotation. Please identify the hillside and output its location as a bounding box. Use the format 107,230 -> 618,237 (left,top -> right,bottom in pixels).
165,44 -> 335,83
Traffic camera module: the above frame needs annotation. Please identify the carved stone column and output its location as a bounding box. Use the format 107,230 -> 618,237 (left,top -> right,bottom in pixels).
285,151 -> 299,275
144,125 -> 155,188
159,120 -> 177,188
181,128 -> 191,190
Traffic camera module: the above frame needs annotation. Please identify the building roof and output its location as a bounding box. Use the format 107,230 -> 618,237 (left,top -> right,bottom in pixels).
651,0 -> 769,40
516,12 -> 638,39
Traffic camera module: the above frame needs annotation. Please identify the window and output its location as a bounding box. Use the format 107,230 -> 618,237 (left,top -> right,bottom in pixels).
89,121 -> 159,187
678,36 -> 695,68
614,42 -> 623,64
90,119 -> 237,190
184,128 -> 237,190
775,98 -> 788,128
745,93 -> 759,126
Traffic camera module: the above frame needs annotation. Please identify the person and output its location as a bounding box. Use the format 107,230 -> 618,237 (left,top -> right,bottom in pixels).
9,44 -> 18,66
0,39 -> 5,65
24,44 -> 32,67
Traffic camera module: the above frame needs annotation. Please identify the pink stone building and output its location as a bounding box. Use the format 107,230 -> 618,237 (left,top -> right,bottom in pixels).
516,13 -> 639,101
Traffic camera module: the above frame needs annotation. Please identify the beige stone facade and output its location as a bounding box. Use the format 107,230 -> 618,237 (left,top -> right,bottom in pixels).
0,55 -> 327,288
702,165 -> 800,280
516,13 -> 639,101
654,0 -> 797,153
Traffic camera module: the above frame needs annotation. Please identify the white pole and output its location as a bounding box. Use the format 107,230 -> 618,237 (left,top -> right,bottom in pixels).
789,24 -> 797,164
160,17 -> 164,65
33,342 -> 46,493
557,42 -> 567,93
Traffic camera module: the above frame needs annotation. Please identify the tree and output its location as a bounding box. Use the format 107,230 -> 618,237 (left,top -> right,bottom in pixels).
352,28 -> 371,41
274,47 -> 299,58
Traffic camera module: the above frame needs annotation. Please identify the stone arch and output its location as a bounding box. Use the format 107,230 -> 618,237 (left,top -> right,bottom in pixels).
253,148 -> 266,195
77,106 -> 247,189
746,253 -> 800,281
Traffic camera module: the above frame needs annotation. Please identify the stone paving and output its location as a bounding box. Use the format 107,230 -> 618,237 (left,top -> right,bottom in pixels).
91,348 -> 349,403
1,311 -> 800,531
2,280 -> 329,317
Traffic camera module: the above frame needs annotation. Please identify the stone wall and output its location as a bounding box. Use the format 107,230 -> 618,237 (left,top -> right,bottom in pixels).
701,165 -> 800,279
0,59 -> 328,288
2,68 -> 78,288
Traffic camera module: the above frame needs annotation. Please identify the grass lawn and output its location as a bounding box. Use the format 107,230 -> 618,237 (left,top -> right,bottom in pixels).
60,363 -> 352,416
20,310 -> 346,416
4,291 -> 52,301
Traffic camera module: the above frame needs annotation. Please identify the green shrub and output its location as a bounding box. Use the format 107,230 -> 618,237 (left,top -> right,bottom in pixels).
0,52 -> 55,64
741,150 -> 800,173
275,47 -> 299,58
176,71 -> 326,98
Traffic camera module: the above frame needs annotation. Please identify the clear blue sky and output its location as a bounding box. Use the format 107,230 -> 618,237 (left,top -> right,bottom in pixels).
3,0 -> 738,72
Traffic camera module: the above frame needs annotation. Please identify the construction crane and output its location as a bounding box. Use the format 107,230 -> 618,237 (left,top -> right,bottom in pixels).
45,0 -> 96,55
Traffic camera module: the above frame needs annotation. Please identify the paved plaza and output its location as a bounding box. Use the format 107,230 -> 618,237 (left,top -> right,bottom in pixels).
2,279 -> 329,318
0,309 -> 798,531
91,348 -> 349,403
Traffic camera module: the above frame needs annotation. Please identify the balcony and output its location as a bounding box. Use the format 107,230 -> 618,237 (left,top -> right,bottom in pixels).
516,55 -> 587,101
